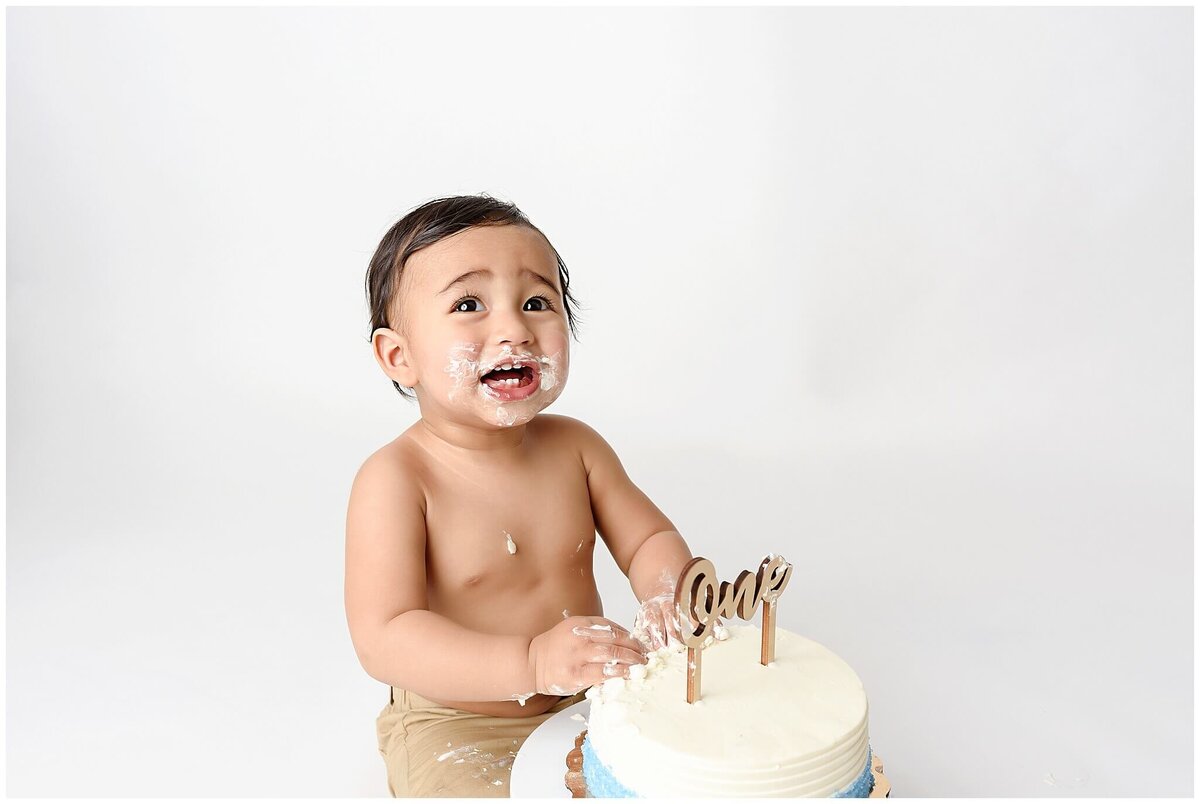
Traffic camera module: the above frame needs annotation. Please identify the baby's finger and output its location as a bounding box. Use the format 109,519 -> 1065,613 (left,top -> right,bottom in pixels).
573,618 -> 632,641
572,623 -> 619,641
578,661 -> 626,688
612,643 -> 647,665
609,628 -> 651,658
644,611 -> 669,651
600,619 -> 633,638
598,660 -> 632,679
589,652 -> 645,682
642,623 -> 665,652
587,640 -> 646,666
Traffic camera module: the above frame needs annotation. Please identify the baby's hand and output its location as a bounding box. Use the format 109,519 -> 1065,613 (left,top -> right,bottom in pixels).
631,590 -> 684,652
527,617 -> 647,696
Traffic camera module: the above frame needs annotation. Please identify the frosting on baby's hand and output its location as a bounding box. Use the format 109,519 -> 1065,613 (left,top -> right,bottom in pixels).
632,570 -> 683,651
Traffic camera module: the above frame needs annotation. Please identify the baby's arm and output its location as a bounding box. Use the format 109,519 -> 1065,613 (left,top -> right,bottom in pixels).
572,420 -> 694,648
344,450 -> 644,703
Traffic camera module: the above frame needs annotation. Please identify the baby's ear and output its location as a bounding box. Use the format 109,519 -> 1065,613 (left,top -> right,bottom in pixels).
371,327 -> 418,388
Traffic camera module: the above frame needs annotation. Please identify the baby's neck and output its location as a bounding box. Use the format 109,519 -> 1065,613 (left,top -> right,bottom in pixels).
415,415 -> 529,453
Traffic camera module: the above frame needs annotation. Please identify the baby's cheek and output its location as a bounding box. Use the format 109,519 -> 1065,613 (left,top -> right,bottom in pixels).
443,342 -> 484,402
538,348 -> 569,396
546,332 -> 571,371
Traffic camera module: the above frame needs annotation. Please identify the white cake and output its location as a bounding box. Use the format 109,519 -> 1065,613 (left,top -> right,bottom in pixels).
581,624 -> 873,797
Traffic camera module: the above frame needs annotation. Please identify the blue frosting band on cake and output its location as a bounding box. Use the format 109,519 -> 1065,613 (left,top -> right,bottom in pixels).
832,746 -> 875,798
581,735 -> 876,798
581,736 -> 639,798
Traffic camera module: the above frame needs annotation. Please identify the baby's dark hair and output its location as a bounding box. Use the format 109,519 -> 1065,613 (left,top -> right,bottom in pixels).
365,193 -> 582,400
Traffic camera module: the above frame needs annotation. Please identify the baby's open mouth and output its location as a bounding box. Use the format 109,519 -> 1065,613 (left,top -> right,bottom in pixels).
480,364 -> 536,391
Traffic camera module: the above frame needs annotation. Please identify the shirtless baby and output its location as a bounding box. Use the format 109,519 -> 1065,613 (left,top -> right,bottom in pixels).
345,194 -> 694,797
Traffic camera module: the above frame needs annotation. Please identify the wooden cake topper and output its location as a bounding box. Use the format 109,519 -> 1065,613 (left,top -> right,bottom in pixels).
673,554 -> 793,703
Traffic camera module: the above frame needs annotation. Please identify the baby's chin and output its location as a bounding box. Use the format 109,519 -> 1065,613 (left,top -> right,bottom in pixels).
473,379 -> 566,428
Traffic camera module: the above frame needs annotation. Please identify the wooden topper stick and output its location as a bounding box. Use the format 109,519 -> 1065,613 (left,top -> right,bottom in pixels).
756,554 -> 792,666
686,646 -> 701,704
761,599 -> 777,665
675,558 -> 715,704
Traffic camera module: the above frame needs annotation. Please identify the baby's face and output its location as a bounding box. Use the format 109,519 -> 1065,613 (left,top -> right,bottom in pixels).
397,224 -> 571,428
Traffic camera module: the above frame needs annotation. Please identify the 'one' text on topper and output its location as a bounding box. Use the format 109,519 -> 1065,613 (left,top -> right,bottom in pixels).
672,554 -> 793,703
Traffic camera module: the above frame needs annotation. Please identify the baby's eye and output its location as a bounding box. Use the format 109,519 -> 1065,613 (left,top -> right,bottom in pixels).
524,296 -> 554,312
452,297 -> 483,313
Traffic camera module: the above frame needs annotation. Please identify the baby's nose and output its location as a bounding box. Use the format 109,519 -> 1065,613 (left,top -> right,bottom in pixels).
495,314 -> 534,346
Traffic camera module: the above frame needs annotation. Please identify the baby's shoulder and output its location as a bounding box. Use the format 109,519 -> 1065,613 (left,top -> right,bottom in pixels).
531,412 -> 601,441
530,413 -> 609,458
352,435 -> 427,500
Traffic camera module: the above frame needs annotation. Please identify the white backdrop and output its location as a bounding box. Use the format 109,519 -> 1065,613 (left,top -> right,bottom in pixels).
6,6 -> 1192,797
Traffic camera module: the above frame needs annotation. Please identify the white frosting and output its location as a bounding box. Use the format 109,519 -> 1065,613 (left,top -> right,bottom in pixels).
584,624 -> 870,797
443,341 -> 484,402
442,342 -> 568,427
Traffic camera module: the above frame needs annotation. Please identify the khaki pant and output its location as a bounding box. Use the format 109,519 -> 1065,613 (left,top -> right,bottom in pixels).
376,687 -> 586,798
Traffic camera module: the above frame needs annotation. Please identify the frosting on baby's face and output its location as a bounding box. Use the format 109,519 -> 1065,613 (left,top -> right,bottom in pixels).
439,340 -> 568,428
395,225 -> 571,430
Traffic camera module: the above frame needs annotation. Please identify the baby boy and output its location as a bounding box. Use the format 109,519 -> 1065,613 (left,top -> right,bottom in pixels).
345,194 -> 694,797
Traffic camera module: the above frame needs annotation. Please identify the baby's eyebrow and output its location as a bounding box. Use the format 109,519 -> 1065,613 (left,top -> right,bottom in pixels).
438,267 -> 560,297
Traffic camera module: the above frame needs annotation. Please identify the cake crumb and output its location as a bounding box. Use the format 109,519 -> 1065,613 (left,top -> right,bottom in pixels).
504,532 -> 518,555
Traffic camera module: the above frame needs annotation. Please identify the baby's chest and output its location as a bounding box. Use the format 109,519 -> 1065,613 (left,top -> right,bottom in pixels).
422,462 -> 597,584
